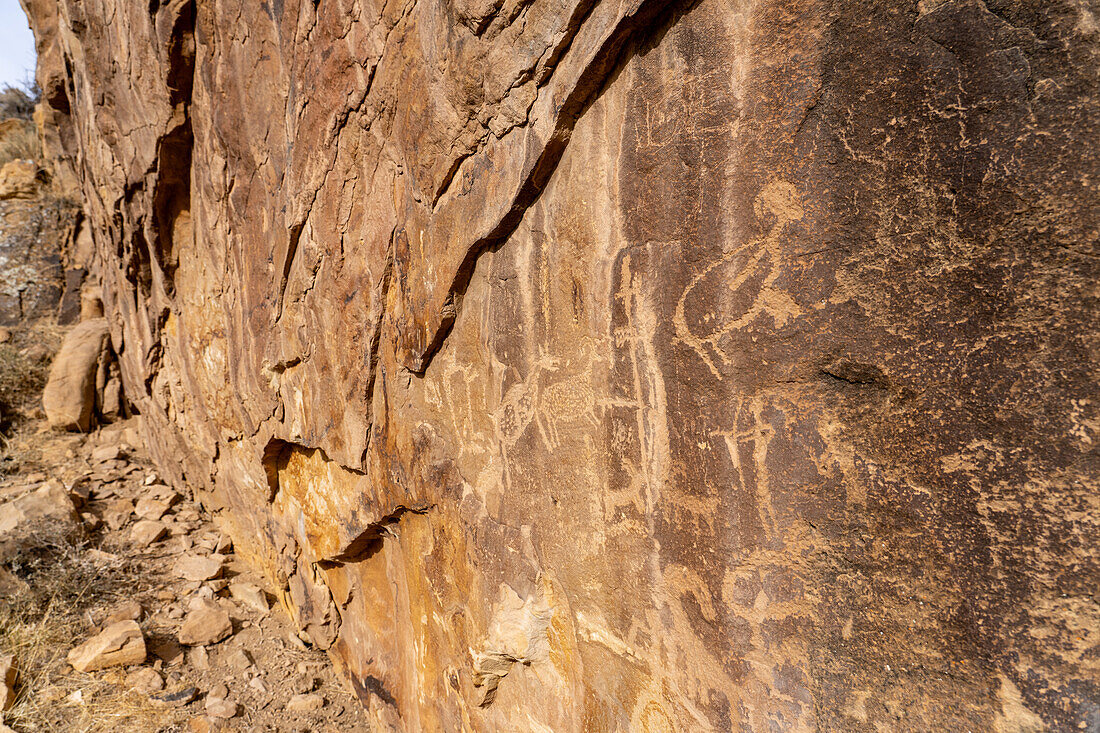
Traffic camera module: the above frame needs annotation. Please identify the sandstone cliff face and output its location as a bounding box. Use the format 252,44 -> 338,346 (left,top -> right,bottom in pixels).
19,0 -> 1100,729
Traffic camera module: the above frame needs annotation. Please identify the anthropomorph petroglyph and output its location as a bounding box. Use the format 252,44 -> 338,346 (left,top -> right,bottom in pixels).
713,395 -> 779,543
435,355 -> 492,459
674,181 -> 806,379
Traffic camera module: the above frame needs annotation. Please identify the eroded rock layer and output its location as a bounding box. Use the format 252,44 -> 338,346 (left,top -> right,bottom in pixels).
20,0 -> 1100,729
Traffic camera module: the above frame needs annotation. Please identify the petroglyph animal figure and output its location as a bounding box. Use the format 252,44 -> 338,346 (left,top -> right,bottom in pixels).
496,383 -> 537,445
534,341 -> 604,450
491,348 -> 559,487
674,181 -> 805,379
492,347 -> 559,449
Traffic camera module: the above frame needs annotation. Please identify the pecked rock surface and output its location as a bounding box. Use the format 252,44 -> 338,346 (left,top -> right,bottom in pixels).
19,0 -> 1100,729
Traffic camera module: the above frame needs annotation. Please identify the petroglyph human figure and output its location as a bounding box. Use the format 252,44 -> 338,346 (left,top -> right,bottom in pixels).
437,356 -> 492,458
713,395 -> 778,541
674,180 -> 805,379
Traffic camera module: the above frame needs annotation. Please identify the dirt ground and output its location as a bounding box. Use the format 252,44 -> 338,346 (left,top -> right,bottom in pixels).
0,414 -> 374,732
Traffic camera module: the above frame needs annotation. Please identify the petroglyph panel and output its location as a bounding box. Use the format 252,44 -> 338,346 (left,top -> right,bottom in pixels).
23,0 -> 1100,728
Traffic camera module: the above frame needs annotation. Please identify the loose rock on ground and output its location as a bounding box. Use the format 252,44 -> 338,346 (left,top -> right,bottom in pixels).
0,418 -> 371,730
66,620 -> 146,673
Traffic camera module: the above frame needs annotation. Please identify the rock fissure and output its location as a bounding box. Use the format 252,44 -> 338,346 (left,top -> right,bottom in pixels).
412,0 -> 683,373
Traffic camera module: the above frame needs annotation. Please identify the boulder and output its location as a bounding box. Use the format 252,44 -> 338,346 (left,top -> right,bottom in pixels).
41,318 -> 110,432
204,696 -> 238,719
285,693 -> 324,714
104,600 -> 144,625
79,286 -> 104,320
172,553 -> 225,582
187,715 -> 224,733
90,444 -> 123,463
155,687 -> 198,706
124,667 -> 164,694
228,581 -> 268,615
134,496 -> 171,521
178,600 -> 232,646
102,498 -> 134,531
130,519 -> 167,547
66,620 -> 145,672
100,374 -> 122,419
0,159 -> 38,200
223,649 -> 253,673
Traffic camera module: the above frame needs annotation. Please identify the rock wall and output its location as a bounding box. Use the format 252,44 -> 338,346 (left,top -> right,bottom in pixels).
0,118 -> 85,327
20,0 -> 1100,729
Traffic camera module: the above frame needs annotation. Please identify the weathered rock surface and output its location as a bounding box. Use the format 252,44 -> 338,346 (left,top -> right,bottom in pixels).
0,186 -> 71,327
0,160 -> 39,201
66,620 -> 146,672
0,118 -> 86,327
19,0 -> 1100,730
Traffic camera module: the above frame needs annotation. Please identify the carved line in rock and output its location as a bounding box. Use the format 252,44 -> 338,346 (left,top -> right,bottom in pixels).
672,180 -> 806,380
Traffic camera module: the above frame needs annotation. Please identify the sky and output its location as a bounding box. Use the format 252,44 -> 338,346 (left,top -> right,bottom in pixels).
0,0 -> 35,90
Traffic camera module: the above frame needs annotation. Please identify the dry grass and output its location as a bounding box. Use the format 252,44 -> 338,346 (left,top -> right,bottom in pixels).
0,320 -> 68,475
0,345 -> 49,418
0,122 -> 40,170
0,320 -> 64,414
0,525 -> 183,732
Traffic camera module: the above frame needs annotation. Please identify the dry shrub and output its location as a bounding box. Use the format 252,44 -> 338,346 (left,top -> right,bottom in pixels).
0,84 -> 38,121
0,524 -> 182,733
0,122 -> 41,169
0,320 -> 64,415
0,343 -> 50,418
0,321 -> 68,476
